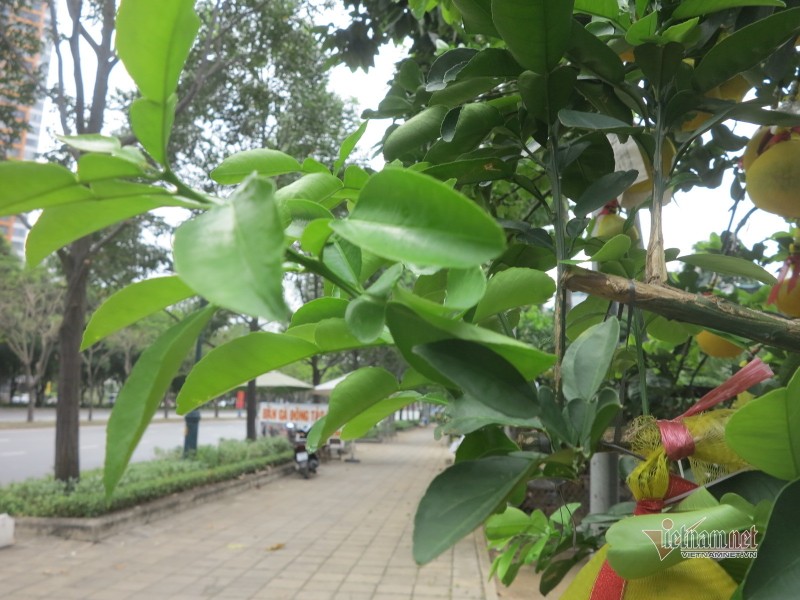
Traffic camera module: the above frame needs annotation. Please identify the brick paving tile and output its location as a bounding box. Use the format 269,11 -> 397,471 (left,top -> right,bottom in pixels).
2,428 -> 499,599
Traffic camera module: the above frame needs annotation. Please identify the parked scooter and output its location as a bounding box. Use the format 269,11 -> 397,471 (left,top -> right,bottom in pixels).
286,423 -> 319,478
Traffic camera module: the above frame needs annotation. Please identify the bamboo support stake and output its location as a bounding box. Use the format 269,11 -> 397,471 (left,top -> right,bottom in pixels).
563,266 -> 800,352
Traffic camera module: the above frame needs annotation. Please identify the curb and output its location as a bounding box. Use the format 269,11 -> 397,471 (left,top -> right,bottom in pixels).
14,462 -> 296,543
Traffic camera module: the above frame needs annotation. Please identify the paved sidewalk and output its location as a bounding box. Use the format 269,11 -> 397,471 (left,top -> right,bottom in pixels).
0,427 -> 498,600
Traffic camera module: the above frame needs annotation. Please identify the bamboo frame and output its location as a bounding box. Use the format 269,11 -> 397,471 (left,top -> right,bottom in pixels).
563,266 -> 800,352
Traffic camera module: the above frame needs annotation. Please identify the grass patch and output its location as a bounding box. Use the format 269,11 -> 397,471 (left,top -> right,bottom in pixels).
0,436 -> 293,518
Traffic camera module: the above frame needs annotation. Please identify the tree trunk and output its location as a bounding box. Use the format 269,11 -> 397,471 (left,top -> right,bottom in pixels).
55,237 -> 90,482
25,370 -> 35,423
246,317 -> 258,440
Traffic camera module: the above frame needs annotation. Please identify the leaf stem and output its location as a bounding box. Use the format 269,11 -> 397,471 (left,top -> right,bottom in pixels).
645,99 -> 669,284
286,247 -> 362,298
548,122 -> 569,402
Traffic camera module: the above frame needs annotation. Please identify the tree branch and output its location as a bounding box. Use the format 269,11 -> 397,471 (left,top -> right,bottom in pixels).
88,221 -> 130,256
563,266 -> 800,352
66,0 -> 86,133
48,0 -> 72,136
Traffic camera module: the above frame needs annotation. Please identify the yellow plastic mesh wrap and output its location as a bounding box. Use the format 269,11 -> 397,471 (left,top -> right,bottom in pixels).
560,359 -> 772,599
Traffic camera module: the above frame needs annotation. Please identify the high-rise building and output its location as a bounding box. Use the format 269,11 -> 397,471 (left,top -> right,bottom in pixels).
1,1 -> 51,258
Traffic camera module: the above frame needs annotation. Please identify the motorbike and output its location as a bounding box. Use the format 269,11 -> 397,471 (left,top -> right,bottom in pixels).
286,423 -> 319,478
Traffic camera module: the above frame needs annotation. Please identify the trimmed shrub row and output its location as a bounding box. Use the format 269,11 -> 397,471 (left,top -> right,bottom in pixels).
0,436 -> 293,518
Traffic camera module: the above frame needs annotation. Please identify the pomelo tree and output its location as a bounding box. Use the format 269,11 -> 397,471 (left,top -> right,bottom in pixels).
4,0 -> 800,597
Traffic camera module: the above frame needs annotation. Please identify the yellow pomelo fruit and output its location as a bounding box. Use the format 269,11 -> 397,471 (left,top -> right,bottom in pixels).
593,213 -> 639,242
774,280 -> 800,317
680,76 -> 750,132
746,137 -> 800,218
619,47 -> 635,62
695,330 -> 742,358
717,74 -> 751,102
742,126 -> 770,172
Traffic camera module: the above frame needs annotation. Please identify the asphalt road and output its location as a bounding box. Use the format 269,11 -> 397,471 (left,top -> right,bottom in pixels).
0,417 -> 249,485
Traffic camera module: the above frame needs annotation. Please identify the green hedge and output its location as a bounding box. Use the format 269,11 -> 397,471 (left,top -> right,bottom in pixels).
0,436 -> 293,518
394,419 -> 419,431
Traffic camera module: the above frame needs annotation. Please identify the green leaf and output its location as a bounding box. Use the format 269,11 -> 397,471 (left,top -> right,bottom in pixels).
129,96 -> 176,165
625,11 -> 658,45
741,478 -> 800,599
340,392 -> 428,439
518,67 -> 578,124
646,315 -> 691,346
673,0 -> 784,20
726,386 -> 800,481
574,171 -> 639,217
290,297 -> 349,327
116,0 -> 199,103
413,339 -> 538,419
566,20 -> 625,83
314,317 -> 391,352
566,295 -> 609,341
634,42 -> 686,91
490,0 -> 574,75
25,196 -> 167,268
174,175 -> 288,320
176,332 -> 319,413
428,77 -> 501,108
455,426 -> 520,463
558,110 -> 640,134
445,266 -> 486,310
427,48 -> 479,91
82,276 -> 195,350
606,503 -> 753,578
300,219 -> 333,256
486,506 -> 533,540
694,7 -> 800,92
453,48 -> 523,81
104,305 -> 214,497
331,169 -> 505,269
423,158 -> 514,185
77,154 -> 149,182
210,149 -> 302,184
562,318 -> 619,401
678,254 -> 777,285
283,200 -> 334,239
473,268 -> 555,322
275,172 -> 343,208
334,121 -> 369,176
426,104 -> 503,163
590,235 -> 632,263
707,471 -> 786,505
574,0 -> 620,19
662,18 -> 700,44
453,0 -> 499,36
306,367 -> 398,450
0,162 -> 93,216
57,134 -> 121,153
345,295 -> 387,343
413,455 -> 538,563
383,106 -> 449,161
387,303 -> 555,385
442,395 -> 540,435
589,388 -> 622,448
